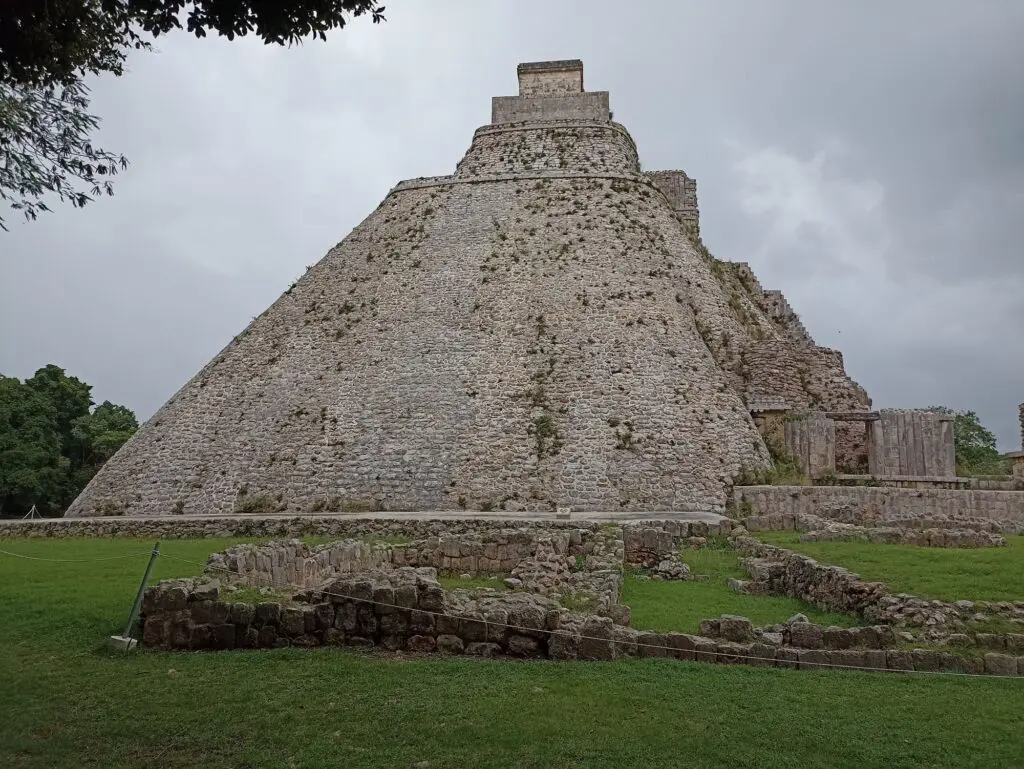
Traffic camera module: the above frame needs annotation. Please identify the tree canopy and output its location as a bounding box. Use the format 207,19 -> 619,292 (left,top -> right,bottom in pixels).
0,365 -> 138,516
0,1 -> 386,229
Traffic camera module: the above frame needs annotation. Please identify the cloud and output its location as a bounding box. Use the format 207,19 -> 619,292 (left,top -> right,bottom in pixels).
1,0 -> 1022,450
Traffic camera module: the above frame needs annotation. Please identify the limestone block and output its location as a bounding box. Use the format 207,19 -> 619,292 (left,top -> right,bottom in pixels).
211,624 -> 236,650
789,623 -> 824,649
465,642 -> 502,658
407,635 -> 437,653
984,653 -> 1018,676
436,634 -> 465,655
718,616 -> 754,643
796,649 -> 828,670
508,634 -> 542,657
578,617 -> 615,661
636,632 -> 670,658
280,608 -> 305,638
254,602 -> 281,627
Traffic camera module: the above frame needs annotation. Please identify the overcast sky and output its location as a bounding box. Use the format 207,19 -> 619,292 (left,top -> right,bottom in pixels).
2,1 -> 1022,449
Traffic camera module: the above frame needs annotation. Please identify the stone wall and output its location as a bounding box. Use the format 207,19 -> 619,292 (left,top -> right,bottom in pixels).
644,171 -> 699,236
743,511 -> 1023,537
867,410 -> 956,478
492,93 -> 611,124
734,485 -> 1024,524
731,536 -> 1024,633
1014,404 -> 1024,479
138,570 -> 1024,675
0,515 -> 733,540
516,60 -> 584,96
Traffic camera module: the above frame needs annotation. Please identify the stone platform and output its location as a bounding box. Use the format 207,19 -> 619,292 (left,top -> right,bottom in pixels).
0,510 -> 730,539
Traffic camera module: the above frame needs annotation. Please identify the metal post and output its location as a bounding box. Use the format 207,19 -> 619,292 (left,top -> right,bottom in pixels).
120,541 -> 160,644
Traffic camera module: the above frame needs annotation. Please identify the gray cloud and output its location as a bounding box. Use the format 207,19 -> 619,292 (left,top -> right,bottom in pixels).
2,0 -> 1022,449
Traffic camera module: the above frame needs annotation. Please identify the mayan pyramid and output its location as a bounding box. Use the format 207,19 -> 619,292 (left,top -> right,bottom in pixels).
66,60 -> 870,518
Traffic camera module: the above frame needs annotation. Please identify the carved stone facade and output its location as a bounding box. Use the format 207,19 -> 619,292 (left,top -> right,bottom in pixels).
783,409 -> 956,480
65,60 -> 872,518
1009,403 -> 1024,479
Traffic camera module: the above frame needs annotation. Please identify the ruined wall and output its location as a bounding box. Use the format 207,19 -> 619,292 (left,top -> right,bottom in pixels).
517,60 -> 585,95
867,409 -> 956,478
644,171 -> 699,236
1,514 -> 734,541
734,485 -> 1024,524
491,93 -> 611,124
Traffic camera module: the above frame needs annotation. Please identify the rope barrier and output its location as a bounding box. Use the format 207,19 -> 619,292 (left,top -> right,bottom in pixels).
156,551 -> 1023,680
0,546 -> 153,563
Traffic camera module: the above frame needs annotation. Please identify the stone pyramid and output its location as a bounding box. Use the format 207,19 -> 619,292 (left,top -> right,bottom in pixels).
66,60 -> 869,518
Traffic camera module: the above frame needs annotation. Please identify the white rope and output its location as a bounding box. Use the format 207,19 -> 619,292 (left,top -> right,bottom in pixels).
157,551 -> 1023,680
0,546 -> 153,563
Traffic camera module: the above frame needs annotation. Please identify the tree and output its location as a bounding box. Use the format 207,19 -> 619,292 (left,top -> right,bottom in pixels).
926,406 -> 1011,477
74,400 -> 139,468
0,366 -> 138,516
0,79 -> 129,230
0,376 -> 67,515
0,1 -> 386,229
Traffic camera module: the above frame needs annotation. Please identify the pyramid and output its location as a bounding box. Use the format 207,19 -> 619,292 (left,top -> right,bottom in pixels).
66,60 -> 869,518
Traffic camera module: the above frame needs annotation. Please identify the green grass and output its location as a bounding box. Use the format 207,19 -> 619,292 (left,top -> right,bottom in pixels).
1,537 -> 1023,768
755,532 -> 1024,601
624,547 -> 862,633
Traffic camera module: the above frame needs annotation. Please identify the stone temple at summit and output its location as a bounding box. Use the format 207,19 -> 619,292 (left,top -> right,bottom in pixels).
66,59 -> 878,518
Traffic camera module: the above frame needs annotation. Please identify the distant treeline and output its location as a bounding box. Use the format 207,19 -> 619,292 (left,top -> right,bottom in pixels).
0,365 -> 137,517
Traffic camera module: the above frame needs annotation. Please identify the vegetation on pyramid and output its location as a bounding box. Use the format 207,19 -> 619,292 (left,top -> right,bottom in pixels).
65,60 -> 869,518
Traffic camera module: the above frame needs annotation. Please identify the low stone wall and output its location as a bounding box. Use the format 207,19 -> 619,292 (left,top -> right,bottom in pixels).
733,486 -> 1024,525
0,515 -> 731,540
743,512 -> 1018,535
731,537 -> 1024,634
205,526 -> 629,612
138,574 -> 1024,675
799,523 -> 1006,548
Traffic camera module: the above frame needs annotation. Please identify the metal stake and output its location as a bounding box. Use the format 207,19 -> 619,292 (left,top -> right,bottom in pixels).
115,541 -> 160,649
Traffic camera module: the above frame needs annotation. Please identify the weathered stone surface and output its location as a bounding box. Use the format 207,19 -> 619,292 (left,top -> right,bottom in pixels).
210,624 -> 236,650
636,632 -> 669,658
465,642 -> 502,658
142,617 -> 165,646
508,634 -> 542,657
984,653 -> 1018,676
776,647 -> 800,669
436,634 -> 465,655
254,602 -> 281,627
747,643 -> 776,667
796,649 -> 828,670
279,608 -> 305,638
789,623 -> 824,649
975,633 -> 1006,651
228,602 -> 255,626
407,635 -> 437,653
829,649 -> 866,669
715,642 -> 751,664
822,627 -> 853,650
578,617 -> 615,661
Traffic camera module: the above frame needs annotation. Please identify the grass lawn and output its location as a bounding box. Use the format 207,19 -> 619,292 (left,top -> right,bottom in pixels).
0,537 -> 1022,769
624,546 -> 862,633
755,532 -> 1024,602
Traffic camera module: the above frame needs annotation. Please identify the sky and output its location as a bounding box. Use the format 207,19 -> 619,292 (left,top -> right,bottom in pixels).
2,1 -> 1022,450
